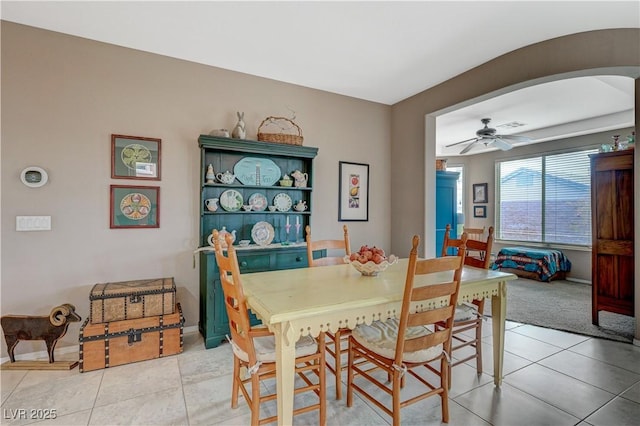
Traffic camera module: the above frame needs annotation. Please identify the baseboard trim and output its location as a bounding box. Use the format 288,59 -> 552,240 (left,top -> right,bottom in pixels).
0,325 -> 201,364
566,277 -> 592,284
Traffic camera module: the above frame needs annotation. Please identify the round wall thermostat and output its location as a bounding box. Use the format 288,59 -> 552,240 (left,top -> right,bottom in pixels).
20,166 -> 49,188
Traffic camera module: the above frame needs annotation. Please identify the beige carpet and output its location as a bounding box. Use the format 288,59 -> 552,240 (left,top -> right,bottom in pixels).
484,278 -> 636,343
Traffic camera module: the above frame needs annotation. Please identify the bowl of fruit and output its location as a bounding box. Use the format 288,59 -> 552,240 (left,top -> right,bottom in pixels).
345,245 -> 398,276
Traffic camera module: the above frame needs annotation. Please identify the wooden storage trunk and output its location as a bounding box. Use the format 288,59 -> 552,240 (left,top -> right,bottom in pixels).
79,303 -> 184,372
89,277 -> 176,324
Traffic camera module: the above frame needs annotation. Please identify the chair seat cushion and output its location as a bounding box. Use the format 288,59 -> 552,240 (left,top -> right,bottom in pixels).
352,318 -> 442,363
454,303 -> 480,322
231,333 -> 318,363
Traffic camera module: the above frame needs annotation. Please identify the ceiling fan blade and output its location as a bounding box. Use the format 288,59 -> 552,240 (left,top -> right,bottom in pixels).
496,134 -> 532,142
489,137 -> 513,151
445,137 -> 478,148
459,140 -> 479,154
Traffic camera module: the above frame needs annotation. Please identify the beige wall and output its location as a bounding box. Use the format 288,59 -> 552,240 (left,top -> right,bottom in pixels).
2,23 -> 639,359
391,28 -> 639,340
0,22 -> 392,358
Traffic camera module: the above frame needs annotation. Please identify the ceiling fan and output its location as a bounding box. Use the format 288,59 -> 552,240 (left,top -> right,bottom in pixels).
446,118 -> 532,154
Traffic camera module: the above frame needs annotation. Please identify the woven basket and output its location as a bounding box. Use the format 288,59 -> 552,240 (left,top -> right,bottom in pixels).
257,116 -> 304,146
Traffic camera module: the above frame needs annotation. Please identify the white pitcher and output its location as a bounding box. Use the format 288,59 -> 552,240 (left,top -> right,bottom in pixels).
205,198 -> 219,212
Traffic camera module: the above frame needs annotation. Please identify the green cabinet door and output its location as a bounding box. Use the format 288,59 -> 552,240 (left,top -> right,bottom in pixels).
199,246 -> 309,348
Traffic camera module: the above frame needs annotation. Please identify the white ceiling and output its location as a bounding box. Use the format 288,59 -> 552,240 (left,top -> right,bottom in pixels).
2,1 -> 638,155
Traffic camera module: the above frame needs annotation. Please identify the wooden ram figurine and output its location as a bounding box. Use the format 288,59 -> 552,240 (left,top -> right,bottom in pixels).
1,303 -> 81,364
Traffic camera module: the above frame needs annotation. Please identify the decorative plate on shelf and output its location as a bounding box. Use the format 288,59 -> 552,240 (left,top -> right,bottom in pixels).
273,193 -> 292,212
248,193 -> 268,212
251,221 -> 275,246
219,189 -> 243,212
234,157 -> 281,186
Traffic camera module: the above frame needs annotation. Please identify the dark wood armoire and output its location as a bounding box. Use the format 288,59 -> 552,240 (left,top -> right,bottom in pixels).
590,150 -> 635,325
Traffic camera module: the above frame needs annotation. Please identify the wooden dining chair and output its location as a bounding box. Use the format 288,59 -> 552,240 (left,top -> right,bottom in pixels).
462,226 -> 486,259
305,224 -> 351,400
440,224 -> 494,381
346,234 -> 466,425
212,230 -> 327,426
305,224 -> 351,266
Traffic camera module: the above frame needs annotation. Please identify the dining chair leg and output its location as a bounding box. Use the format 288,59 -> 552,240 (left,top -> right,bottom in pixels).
231,356 -> 240,408
250,371 -> 261,426
333,329 -> 343,400
475,299 -> 485,375
441,357 -> 450,423
392,370 -> 402,426
346,337 -> 354,408
476,324 -> 483,374
319,332 -> 327,426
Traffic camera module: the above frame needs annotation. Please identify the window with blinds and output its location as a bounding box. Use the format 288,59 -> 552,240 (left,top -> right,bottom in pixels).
496,148 -> 597,246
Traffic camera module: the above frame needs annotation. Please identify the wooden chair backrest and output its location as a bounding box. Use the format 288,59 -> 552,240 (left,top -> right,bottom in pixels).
463,226 -> 485,242
394,234 -> 467,364
212,230 -> 257,364
442,224 -> 494,269
305,225 -> 351,267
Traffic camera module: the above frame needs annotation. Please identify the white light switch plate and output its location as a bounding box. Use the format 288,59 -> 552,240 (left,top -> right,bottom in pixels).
16,216 -> 51,231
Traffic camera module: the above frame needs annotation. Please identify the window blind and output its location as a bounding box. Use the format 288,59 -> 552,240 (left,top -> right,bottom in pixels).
497,148 -> 597,245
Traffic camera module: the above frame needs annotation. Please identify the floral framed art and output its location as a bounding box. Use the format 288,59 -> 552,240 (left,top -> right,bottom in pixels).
111,134 -> 161,180
472,183 -> 488,203
110,185 -> 160,229
474,205 -> 487,218
338,161 -> 369,221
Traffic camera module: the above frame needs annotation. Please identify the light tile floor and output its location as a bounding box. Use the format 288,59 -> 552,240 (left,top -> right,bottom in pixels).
1,319 -> 639,425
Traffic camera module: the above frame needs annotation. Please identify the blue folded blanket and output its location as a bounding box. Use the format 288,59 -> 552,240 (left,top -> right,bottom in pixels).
491,247 -> 571,282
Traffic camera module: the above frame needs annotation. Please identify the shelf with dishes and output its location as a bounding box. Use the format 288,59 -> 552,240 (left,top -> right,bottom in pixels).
202,183 -> 312,191
204,211 -> 311,215
203,187 -> 309,214
202,214 -> 308,248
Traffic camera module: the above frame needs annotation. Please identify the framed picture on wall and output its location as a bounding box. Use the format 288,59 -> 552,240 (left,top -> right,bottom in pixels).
110,185 -> 160,228
111,134 -> 162,180
473,205 -> 487,218
338,161 -> 369,221
472,183 -> 488,203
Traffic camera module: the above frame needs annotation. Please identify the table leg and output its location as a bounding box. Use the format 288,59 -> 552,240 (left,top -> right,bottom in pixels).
274,322 -> 297,426
491,280 -> 507,386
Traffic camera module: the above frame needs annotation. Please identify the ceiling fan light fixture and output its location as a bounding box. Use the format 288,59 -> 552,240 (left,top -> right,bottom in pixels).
497,121 -> 527,129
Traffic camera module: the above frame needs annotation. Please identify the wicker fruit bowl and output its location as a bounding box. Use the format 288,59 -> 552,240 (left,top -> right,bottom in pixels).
344,255 -> 398,276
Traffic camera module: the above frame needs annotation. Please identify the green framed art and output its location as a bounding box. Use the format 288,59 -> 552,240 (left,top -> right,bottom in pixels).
111,134 -> 161,180
110,185 -> 160,229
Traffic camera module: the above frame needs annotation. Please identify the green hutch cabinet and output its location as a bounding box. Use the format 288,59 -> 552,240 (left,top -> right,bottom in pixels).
198,135 -> 318,348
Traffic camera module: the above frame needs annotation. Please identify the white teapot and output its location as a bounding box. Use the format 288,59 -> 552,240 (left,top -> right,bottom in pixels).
293,200 -> 308,212
216,171 -> 236,184
207,226 -> 236,248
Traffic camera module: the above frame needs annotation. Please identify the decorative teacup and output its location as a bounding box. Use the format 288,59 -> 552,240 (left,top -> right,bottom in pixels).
242,205 -> 252,211
268,206 -> 277,212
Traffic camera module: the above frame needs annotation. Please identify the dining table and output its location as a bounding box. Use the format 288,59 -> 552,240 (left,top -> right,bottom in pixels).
240,258 -> 517,425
